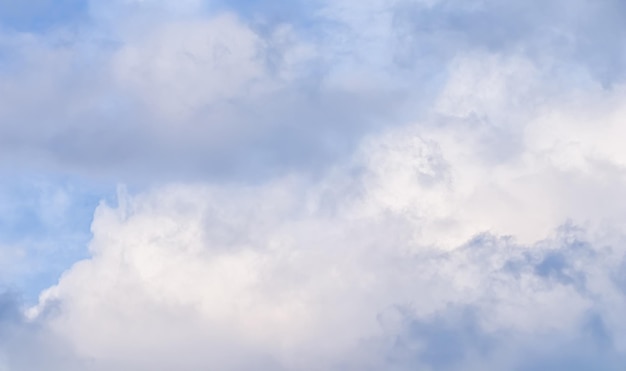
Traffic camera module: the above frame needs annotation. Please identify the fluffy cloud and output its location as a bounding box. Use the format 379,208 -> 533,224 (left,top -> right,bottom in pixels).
0,0 -> 401,179
2,0 -> 622,180
3,0 -> 626,370
11,55 -> 626,368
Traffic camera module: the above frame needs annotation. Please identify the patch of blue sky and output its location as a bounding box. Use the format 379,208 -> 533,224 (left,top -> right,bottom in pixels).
0,0 -> 89,33
209,0 -> 320,29
0,170 -> 113,303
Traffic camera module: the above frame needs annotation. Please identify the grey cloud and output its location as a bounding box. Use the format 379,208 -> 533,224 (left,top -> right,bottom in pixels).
612,258 -> 626,296
0,291 -> 86,371
381,230 -> 626,370
392,307 -> 626,371
388,306 -> 495,370
1,0 -> 624,182
533,252 -> 587,289
0,16 -> 406,182
392,0 -> 626,85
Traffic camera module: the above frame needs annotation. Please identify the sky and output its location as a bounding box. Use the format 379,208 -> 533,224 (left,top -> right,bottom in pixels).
1,0 -> 626,370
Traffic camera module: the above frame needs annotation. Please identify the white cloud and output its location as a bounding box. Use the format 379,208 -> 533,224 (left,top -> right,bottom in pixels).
3,1 -> 626,369
111,14 -> 267,120
18,55 -> 626,368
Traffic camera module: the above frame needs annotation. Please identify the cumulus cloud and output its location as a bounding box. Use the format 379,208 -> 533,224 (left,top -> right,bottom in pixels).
15,55 -> 626,368
2,0 -> 626,370
1,0 -> 622,180
0,0 -> 403,180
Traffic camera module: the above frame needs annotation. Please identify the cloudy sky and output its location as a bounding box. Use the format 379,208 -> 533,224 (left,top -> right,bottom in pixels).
1,0 -> 626,370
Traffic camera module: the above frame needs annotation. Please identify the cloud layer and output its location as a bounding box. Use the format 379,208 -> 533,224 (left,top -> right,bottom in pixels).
1,0 -> 622,180
2,0 -> 626,370
18,60 -> 626,368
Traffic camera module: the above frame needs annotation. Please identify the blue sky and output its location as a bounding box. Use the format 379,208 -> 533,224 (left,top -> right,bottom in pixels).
2,0 -> 626,370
